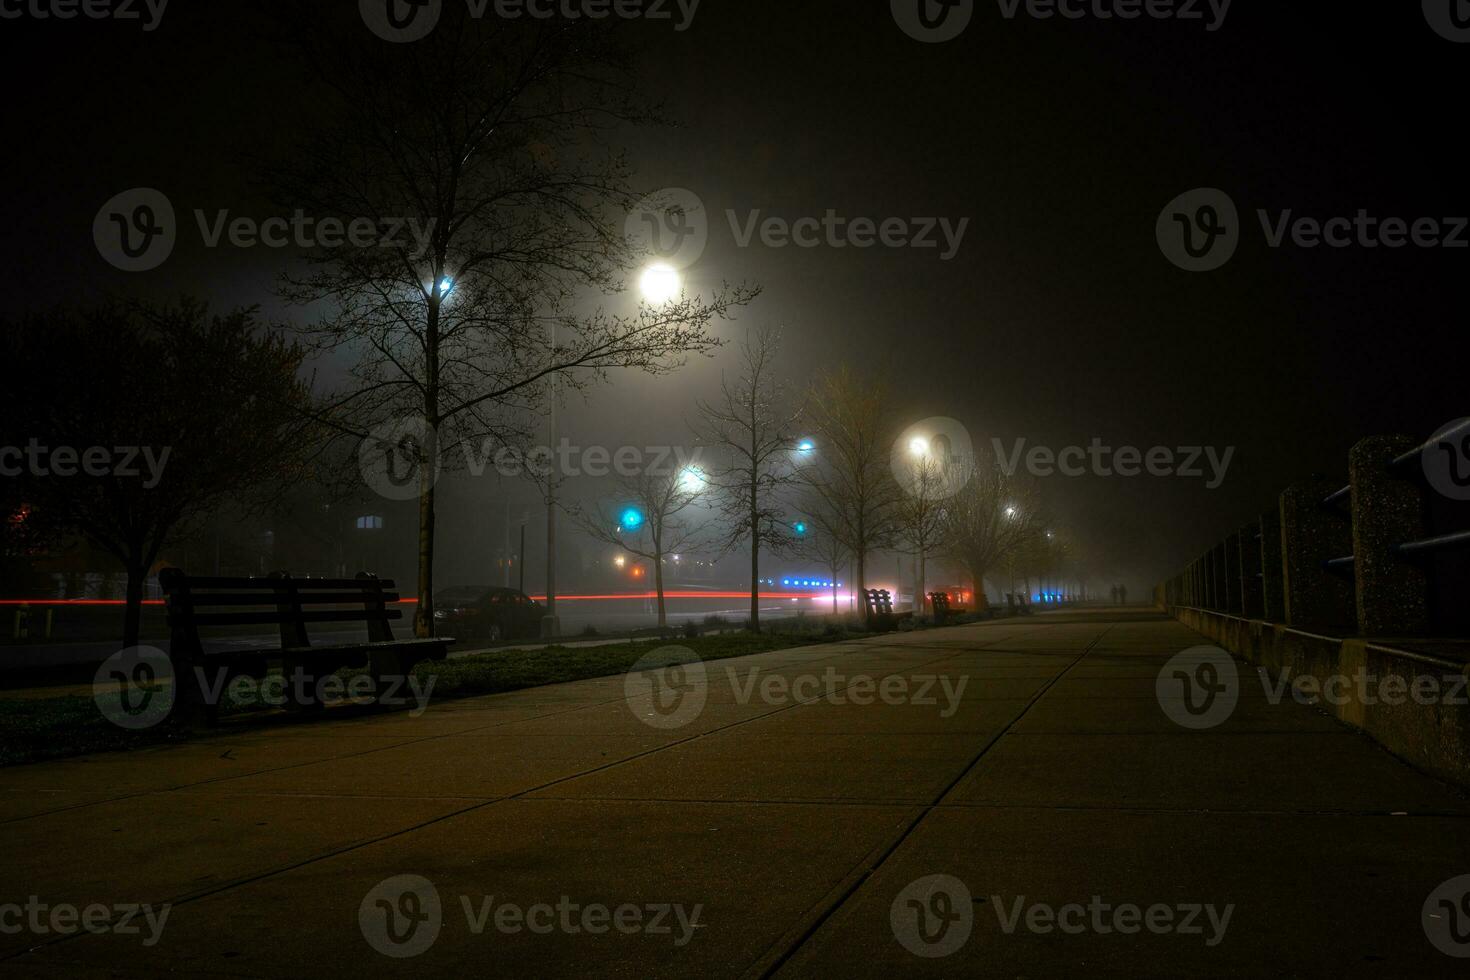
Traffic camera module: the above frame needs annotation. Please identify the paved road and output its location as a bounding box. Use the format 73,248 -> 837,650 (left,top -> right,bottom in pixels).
2,610 -> 1467,977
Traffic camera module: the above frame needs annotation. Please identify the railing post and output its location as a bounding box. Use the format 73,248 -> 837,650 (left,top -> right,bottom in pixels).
1349,435 -> 1431,636
1280,481 -> 1356,631
1239,522 -> 1264,619
1223,531 -> 1242,614
1217,543 -> 1228,614
1260,511 -> 1283,622
1203,549 -> 1216,609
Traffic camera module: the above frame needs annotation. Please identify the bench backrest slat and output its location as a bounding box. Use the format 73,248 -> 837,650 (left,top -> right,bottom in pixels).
159,569 -> 408,649
161,575 -> 398,592
173,591 -> 402,607
864,589 -> 895,616
181,609 -> 404,628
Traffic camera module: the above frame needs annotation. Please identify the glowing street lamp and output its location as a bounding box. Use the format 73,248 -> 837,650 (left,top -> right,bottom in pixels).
795,438 -> 816,455
678,465 -> 707,493
620,507 -> 644,531
639,263 -> 681,304
909,436 -> 931,458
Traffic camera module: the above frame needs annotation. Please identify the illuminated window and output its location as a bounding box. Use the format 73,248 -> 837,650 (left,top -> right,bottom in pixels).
356,515 -> 384,530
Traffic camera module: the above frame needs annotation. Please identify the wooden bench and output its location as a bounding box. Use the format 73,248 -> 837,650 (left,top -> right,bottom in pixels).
862,589 -> 914,633
159,569 -> 452,724
928,591 -> 968,624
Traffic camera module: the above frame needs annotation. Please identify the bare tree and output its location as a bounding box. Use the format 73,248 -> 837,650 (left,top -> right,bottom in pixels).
573,469 -> 706,629
799,366 -> 902,621
0,301 -> 312,647
795,494 -> 851,617
271,11 -> 757,636
895,459 -> 946,615
692,326 -> 802,631
940,451 -> 1043,608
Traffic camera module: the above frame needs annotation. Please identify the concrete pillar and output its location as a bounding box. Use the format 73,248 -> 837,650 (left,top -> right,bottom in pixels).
1350,435 -> 1431,636
1239,522 -> 1264,619
1223,531 -> 1242,614
1260,511 -> 1283,622
1280,481 -> 1356,631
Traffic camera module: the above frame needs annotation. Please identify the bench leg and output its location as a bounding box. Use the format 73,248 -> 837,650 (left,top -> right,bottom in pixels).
370,648 -> 407,707
281,659 -> 323,711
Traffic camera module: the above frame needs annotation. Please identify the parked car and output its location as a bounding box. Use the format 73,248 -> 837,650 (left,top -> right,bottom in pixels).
432,586 -> 543,642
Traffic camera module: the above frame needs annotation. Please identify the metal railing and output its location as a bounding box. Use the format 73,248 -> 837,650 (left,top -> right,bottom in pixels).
1158,421 -> 1470,636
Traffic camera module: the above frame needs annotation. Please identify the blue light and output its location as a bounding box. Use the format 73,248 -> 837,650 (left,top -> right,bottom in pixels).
620,508 -> 644,530
793,521 -> 808,536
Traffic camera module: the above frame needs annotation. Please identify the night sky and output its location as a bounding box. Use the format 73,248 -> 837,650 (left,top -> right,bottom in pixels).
1,1 -> 1464,590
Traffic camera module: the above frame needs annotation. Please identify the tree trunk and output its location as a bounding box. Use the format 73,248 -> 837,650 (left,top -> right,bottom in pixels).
918,550 -> 927,616
654,554 -> 667,628
414,477 -> 436,638
856,551 -> 868,623
749,515 -> 760,633
122,558 -> 146,649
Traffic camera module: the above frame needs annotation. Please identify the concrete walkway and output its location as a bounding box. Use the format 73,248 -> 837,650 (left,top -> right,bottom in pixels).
1,610 -> 1467,977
